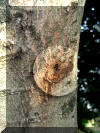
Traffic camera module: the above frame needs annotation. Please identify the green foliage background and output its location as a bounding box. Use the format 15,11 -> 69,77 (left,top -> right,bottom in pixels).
78,0 -> 100,132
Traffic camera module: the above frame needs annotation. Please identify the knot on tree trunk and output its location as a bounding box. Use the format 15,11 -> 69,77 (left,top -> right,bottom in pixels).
33,45 -> 77,96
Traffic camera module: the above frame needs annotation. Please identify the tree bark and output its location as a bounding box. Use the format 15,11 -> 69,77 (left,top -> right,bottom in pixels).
0,0 -> 86,132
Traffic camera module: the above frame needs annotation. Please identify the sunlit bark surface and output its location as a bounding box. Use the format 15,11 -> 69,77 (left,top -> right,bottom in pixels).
0,0 -> 86,131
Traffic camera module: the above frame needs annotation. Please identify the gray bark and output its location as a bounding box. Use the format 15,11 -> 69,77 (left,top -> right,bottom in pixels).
0,0 -> 86,131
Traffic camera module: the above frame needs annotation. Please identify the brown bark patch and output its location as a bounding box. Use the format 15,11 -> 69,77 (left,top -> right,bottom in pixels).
33,46 -> 75,96
43,58 -> 73,94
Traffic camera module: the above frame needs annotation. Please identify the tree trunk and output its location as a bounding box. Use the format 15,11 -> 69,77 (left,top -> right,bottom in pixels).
0,0 -> 86,132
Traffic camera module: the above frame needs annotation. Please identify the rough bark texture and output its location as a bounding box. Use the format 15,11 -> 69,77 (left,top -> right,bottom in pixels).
0,0 -> 86,132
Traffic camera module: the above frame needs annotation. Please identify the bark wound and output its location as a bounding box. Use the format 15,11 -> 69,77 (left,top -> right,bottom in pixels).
43,59 -> 73,94
33,45 -> 76,96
